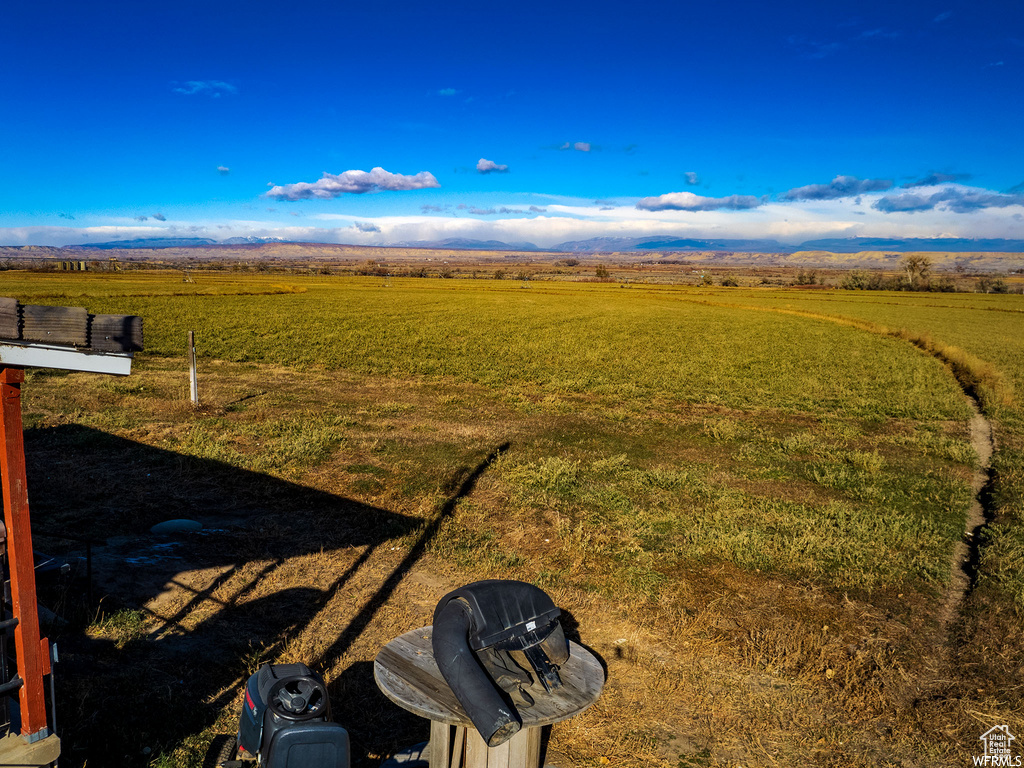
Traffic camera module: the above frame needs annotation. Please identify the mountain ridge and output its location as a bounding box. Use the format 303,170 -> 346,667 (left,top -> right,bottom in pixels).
59,234 -> 1024,253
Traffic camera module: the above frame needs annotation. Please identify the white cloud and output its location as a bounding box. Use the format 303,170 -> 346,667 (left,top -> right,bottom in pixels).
172,80 -> 237,97
476,158 -> 509,174
636,192 -> 765,212
266,167 -> 441,200
903,172 -> 970,188
782,175 -> 892,201
6,185 -> 1024,249
874,185 -> 1024,214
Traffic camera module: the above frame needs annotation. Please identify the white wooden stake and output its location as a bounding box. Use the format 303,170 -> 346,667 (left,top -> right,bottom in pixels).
188,330 -> 198,405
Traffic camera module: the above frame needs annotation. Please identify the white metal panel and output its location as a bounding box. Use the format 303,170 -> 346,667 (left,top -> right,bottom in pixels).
0,342 -> 133,375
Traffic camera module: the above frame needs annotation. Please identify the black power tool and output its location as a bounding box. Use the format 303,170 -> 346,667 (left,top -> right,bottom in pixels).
207,663 -> 350,768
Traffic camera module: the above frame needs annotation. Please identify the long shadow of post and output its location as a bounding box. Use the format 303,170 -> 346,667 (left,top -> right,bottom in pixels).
313,441 -> 509,669
22,425 -> 507,767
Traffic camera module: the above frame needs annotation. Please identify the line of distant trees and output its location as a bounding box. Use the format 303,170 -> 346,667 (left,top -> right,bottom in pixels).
834,256 -> 1014,293
783,257 -> 1017,293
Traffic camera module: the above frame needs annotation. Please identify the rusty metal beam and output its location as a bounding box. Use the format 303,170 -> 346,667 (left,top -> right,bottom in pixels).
0,367 -> 49,739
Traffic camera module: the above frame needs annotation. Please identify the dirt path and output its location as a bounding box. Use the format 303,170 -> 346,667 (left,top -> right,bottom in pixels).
940,396 -> 995,631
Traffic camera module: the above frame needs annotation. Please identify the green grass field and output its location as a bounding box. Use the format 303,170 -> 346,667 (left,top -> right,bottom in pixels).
5,270 -> 1023,767
6,272 -> 977,415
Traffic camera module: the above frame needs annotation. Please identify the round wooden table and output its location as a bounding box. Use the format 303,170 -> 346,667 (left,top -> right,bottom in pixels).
374,626 -> 604,768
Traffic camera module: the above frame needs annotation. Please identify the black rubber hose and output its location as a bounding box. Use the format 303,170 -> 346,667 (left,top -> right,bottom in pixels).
432,600 -> 522,747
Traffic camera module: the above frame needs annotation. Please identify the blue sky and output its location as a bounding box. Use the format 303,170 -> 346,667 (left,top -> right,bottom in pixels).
2,0 -> 1022,248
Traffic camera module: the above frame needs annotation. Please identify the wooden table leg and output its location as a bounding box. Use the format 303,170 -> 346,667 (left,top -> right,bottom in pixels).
459,725 -> 542,768
450,726 -> 466,768
508,727 -> 542,767
429,721 -> 451,768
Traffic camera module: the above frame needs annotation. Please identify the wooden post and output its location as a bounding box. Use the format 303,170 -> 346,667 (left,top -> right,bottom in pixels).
188,331 -> 198,405
0,367 -> 50,739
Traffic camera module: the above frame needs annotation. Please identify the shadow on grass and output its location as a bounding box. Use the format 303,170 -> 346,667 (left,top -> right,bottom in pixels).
23,425 -> 506,767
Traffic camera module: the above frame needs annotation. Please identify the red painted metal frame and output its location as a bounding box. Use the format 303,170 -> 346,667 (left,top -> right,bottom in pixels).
0,367 -> 49,738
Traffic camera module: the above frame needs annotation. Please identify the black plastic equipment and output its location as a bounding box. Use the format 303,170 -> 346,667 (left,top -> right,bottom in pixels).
431,580 -> 569,747
236,663 -> 349,768
263,722 -> 350,768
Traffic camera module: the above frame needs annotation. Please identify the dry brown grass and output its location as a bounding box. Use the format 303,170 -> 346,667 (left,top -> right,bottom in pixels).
18,355 -> 993,768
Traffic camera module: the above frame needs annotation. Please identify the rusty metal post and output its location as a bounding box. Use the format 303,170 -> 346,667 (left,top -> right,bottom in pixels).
0,366 -> 50,739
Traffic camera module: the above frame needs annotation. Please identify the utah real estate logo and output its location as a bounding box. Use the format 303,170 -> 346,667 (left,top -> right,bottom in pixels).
976,725 -> 1020,766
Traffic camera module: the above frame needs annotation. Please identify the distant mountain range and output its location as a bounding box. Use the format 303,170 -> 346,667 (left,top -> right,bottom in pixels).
66,237 -> 219,249
221,236 -> 288,245
797,237 -> 1024,253
394,237 -> 543,251
553,236 -> 1024,253
553,237 -> 796,253
62,235 -> 1024,253
65,236 -> 286,249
